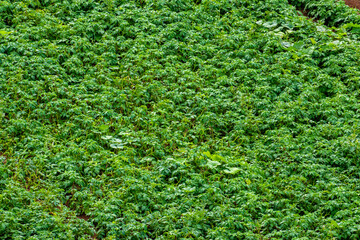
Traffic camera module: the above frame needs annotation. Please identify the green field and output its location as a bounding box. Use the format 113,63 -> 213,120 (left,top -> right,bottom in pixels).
1,0 -> 360,239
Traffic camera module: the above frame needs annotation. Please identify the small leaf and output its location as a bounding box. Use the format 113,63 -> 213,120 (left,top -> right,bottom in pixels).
212,154 -> 225,162
112,138 -> 122,143
98,125 -> 109,131
293,41 -> 304,50
263,21 -> 277,28
101,135 -> 113,140
316,26 -> 326,32
0,30 -> 11,36
110,143 -> 124,149
203,151 -> 212,159
281,41 -> 293,48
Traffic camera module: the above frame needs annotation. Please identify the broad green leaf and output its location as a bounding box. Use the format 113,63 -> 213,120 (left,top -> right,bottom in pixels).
223,167 -> 241,174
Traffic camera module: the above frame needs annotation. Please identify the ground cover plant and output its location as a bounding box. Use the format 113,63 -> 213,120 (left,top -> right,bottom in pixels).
1,0 -> 360,239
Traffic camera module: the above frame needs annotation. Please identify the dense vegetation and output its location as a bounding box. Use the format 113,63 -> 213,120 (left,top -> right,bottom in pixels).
1,0 -> 360,239
289,0 -> 360,27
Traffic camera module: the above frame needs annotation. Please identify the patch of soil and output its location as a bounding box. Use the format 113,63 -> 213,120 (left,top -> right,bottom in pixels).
77,213 -> 91,221
297,8 -> 318,22
344,0 -> 360,10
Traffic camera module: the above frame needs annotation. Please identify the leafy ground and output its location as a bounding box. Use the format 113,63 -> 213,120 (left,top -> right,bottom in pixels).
1,0 -> 360,239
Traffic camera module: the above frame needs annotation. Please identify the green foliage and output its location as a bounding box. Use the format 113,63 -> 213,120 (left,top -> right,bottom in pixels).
1,0 -> 360,239
289,0 -> 360,29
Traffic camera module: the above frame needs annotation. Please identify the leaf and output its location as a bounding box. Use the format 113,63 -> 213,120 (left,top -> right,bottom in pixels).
223,167 -> 241,174
203,151 -> 212,159
98,125 -> 109,131
281,41 -> 293,48
273,31 -> 285,38
316,26 -> 326,32
101,135 -> 113,140
263,21 -> 277,28
112,138 -> 123,144
206,160 -> 221,169
293,41 -> 304,50
0,31 -> 11,37
212,154 -> 225,162
110,143 -> 124,149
